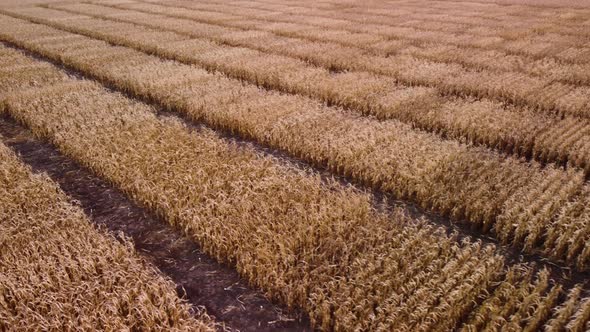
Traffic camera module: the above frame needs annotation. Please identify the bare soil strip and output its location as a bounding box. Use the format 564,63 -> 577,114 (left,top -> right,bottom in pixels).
0,115 -> 311,332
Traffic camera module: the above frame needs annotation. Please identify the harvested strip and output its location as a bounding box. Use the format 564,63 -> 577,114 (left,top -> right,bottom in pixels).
0,44 -> 506,331
4,6 -> 590,175
0,17 -> 587,269
0,115 -> 310,331
0,139 -> 213,331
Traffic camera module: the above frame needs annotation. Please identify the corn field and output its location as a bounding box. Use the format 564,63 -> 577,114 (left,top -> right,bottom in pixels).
0,0 -> 588,331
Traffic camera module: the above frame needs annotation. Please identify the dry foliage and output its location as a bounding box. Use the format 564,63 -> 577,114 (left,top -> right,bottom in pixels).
544,187 -> 590,270
0,142 -> 213,331
0,16 -> 588,269
4,3 -> 590,174
0,0 -> 589,330
105,0 -> 590,85
461,266 -> 563,331
131,0 -> 590,55
545,285 -> 590,332
1,45 -> 505,330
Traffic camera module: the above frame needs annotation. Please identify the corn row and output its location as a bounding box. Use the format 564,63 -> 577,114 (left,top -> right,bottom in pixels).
460,266 -> 564,331
130,2 -> 586,84
0,15 -> 587,269
228,0 -> 590,41
48,2 -> 590,119
545,285 -> 590,332
348,0 -> 590,29
0,45 -> 505,330
42,2 -> 590,112
544,187 -> 590,271
182,0 -> 588,40
5,6 -> 590,177
180,0 -> 590,63
233,0 -> 590,28
496,166 -> 584,251
0,139 -> 213,331
123,0 -> 590,86
0,46 -> 71,98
